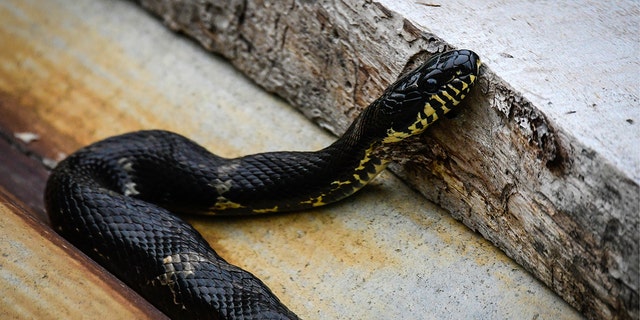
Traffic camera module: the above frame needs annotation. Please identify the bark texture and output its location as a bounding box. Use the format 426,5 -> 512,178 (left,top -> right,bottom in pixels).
136,1 -> 639,319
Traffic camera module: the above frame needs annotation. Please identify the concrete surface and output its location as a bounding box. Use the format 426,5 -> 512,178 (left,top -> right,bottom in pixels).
0,0 -> 583,318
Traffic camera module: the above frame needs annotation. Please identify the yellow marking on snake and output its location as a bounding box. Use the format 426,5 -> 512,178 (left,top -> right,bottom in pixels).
355,145 -> 382,171
407,112 -> 428,134
458,75 -> 476,93
353,158 -> 388,183
355,150 -> 372,171
424,103 -> 437,118
383,129 -> 411,143
303,147 -> 390,207
301,195 -> 326,207
433,94 -> 447,107
383,97 -> 464,144
384,107 -> 432,143
370,161 -> 388,176
331,180 -> 352,187
447,83 -> 461,95
212,198 -> 245,211
442,91 -> 459,104
253,206 -> 279,214
352,173 -> 366,185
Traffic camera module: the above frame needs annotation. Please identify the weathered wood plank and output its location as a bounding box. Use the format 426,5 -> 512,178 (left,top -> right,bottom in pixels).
0,189 -> 167,319
135,1 -> 639,319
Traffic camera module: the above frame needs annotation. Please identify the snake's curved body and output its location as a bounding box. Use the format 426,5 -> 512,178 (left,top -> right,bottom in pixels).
45,50 -> 480,319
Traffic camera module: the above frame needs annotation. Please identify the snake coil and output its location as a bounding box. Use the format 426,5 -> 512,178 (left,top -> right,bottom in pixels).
45,50 -> 480,319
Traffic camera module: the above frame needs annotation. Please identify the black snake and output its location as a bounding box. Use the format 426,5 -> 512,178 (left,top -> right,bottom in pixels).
45,49 -> 480,319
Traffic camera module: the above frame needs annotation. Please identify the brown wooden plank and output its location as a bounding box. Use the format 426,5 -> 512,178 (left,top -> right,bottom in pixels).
0,189 -> 168,319
0,132 -> 48,221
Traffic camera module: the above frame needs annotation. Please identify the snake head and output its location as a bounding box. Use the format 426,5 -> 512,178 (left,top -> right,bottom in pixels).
376,49 -> 481,143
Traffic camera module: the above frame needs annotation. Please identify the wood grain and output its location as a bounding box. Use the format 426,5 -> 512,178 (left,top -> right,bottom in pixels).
0,189 -> 167,319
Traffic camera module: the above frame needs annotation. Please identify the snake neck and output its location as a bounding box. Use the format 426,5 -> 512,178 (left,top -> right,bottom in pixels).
301,106 -> 392,205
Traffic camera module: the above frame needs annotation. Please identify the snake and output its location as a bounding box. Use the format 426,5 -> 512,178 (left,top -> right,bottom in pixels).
45,49 -> 480,319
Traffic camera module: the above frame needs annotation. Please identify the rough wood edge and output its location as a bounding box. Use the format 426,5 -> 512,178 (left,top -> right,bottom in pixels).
0,188 -> 168,319
135,1 -> 639,319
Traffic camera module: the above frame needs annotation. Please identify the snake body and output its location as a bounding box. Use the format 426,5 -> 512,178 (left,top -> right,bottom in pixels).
45,50 -> 480,319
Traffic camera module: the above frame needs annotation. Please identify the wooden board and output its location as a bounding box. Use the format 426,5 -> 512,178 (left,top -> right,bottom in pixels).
0,185 -> 165,319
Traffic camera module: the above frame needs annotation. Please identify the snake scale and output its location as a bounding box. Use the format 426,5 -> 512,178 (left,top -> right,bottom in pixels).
45,50 -> 480,319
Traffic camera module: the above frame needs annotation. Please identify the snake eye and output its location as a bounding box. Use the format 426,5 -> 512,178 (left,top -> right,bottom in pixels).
424,78 -> 439,93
